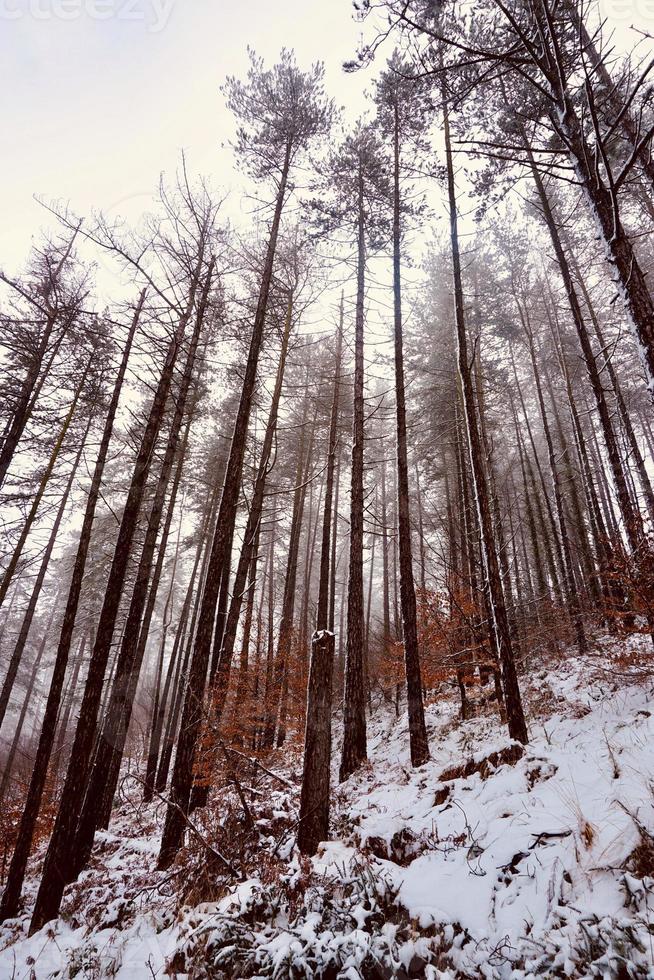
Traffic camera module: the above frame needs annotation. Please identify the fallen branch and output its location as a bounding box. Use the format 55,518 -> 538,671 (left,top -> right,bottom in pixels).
218,739 -> 255,830
224,746 -> 295,788
529,830 -> 572,849
122,773 -> 242,879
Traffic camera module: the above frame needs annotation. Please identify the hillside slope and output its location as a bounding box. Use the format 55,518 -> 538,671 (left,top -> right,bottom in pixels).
2,635 -> 654,978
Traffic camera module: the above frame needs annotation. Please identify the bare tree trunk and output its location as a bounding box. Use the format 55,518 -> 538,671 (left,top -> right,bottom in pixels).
0,225 -> 81,490
250,564 -> 268,752
263,399 -> 315,750
154,481 -> 226,793
510,348 -> 567,584
509,394 -> 552,606
517,305 -> 587,655
155,479 -> 222,796
144,481 -> 218,801
207,536 -> 235,690
544,368 -> 599,607
0,598 -> 58,803
292,470 -> 324,738
199,293 -> 293,792
0,357 -> 91,611
521,23 -> 654,399
0,294 -> 144,923
364,500 -> 376,695
340,158 -> 369,780
380,456 -> 392,657
414,463 -> 427,595
31,270 -> 198,931
328,454 -> 341,634
452,408 -> 476,717
74,265 -> 211,870
546,310 -> 621,619
144,560 -> 192,799
158,149 -> 291,870
474,347 -> 523,666
566,246 -> 654,525
52,631 -> 88,781
391,100 -> 429,765
97,417 -> 191,830
526,146 -> 649,556
442,75 -> 528,744
232,516 -> 262,746
141,523 -> 179,806
0,418 -> 89,731
298,311 -> 343,855
260,506 -> 277,751
445,467 -> 470,721
585,405 -> 622,545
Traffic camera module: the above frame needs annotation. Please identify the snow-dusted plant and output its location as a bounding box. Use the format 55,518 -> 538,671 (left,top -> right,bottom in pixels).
172,855 -> 448,979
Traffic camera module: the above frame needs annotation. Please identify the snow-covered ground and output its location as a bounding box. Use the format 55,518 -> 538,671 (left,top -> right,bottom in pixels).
2,635 -> 654,978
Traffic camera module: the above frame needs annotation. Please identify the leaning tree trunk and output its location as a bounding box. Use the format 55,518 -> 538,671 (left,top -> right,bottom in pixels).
0,415 -> 90,731
190,292 -> 294,809
442,75 -> 528,744
549,83 -> 654,399
0,356 -> 90,611
0,224 -> 81,491
30,270 -> 197,933
526,143 -> 648,557
207,537 -> 235,691
144,528 -> 180,789
0,311 -> 57,490
212,293 -> 293,724
518,306 -> 587,656
0,597 -> 59,804
0,293 -> 144,924
149,480 -> 221,798
155,476 -> 223,796
565,242 -> 654,525
52,631 -> 88,782
142,474 -> 212,802
73,264 -> 212,872
110,435 -> 189,813
158,145 -> 292,870
95,415 -> 191,831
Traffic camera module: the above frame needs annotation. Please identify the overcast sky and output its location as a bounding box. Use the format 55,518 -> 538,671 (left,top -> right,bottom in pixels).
2,0 -> 645,277
0,0 -> 371,273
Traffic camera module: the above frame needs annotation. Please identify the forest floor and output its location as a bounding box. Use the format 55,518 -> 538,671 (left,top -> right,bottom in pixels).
2,633 -> 654,978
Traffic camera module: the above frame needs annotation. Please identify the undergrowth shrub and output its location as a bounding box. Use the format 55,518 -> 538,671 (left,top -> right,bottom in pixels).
170,855 -> 450,979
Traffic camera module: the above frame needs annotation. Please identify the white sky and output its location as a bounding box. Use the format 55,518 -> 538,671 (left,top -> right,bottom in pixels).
0,0 -> 371,274
1,0 -> 646,296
